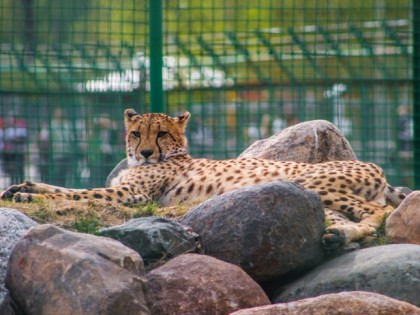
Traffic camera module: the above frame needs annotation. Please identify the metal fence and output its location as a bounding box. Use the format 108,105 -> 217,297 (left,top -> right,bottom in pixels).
0,0 -> 419,189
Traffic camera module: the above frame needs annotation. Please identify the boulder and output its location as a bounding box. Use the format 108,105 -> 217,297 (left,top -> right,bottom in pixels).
386,191 -> 420,244
0,208 -> 37,312
6,224 -> 150,315
146,253 -> 270,315
230,291 -> 420,315
180,181 -> 325,282
239,120 -> 356,163
97,216 -> 199,267
274,244 -> 420,307
106,158 -> 128,187
0,288 -> 15,315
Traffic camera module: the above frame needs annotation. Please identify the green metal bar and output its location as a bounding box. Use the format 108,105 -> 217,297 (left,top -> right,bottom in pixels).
196,35 -> 227,72
381,21 -> 409,57
226,31 -> 269,84
349,25 -> 391,78
53,45 -> 74,69
149,0 -> 164,112
173,35 -> 198,85
35,48 -> 68,88
413,1 -> 420,189
175,35 -> 199,66
74,44 -> 98,69
12,43 -> 45,90
287,27 -> 328,81
97,43 -> 122,71
254,30 -> 297,83
317,26 -> 358,78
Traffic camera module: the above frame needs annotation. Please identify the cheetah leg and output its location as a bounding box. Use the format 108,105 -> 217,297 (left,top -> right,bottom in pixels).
1,184 -> 145,205
323,208 -> 379,251
323,196 -> 394,250
1,180 -> 80,199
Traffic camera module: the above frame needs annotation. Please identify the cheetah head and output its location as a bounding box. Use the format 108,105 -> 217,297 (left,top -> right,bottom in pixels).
124,109 -> 190,166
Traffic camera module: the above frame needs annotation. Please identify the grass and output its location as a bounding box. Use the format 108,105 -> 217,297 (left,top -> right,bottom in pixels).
131,201 -> 161,218
362,213 -> 391,248
71,214 -> 101,234
325,217 -> 332,229
0,197 -> 193,234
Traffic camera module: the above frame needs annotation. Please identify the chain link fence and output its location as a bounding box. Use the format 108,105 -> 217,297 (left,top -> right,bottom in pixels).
0,0 -> 418,189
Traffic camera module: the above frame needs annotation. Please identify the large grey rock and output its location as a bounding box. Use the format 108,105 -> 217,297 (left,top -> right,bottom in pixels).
0,208 -> 37,311
98,216 -> 199,267
106,158 -> 128,187
386,191 -> 420,244
146,253 -> 270,315
239,120 -> 356,163
6,224 -> 150,315
274,244 -> 420,307
0,287 -> 15,315
231,291 -> 420,315
180,181 -> 325,282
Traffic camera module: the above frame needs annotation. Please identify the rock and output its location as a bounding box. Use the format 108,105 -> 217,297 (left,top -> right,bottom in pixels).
0,288 -> 16,315
386,191 -> 420,244
230,291 -> 420,315
396,186 -> 413,196
97,216 -> 199,268
274,244 -> 420,307
180,181 -> 325,282
6,224 -> 150,315
239,120 -> 356,163
0,208 -> 37,311
106,158 -> 128,187
146,253 -> 270,315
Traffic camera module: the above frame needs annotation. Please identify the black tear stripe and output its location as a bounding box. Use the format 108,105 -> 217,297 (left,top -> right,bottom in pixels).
156,135 -> 163,157
134,138 -> 141,158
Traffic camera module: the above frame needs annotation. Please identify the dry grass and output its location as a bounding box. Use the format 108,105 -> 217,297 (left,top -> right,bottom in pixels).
0,197 -> 193,233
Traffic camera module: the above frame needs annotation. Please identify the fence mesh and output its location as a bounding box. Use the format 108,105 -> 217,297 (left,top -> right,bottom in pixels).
0,0 -> 417,189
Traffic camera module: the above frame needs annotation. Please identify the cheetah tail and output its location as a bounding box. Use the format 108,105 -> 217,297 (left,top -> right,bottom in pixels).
384,185 -> 407,208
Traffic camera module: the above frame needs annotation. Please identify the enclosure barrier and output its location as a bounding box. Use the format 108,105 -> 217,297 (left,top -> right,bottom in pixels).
0,0 -> 418,189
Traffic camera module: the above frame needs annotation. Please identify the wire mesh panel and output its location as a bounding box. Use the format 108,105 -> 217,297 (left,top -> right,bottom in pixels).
0,0 -> 417,189
160,0 -> 415,187
0,0 -> 149,188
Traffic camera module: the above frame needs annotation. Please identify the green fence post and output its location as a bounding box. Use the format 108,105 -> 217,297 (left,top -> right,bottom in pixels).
149,0 -> 164,112
413,1 -> 420,189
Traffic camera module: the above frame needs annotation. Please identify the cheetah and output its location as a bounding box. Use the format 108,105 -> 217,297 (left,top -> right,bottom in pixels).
1,109 -> 406,250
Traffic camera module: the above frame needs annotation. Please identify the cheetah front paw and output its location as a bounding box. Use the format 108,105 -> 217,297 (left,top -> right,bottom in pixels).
1,181 -> 36,201
322,228 -> 346,251
13,192 -> 34,203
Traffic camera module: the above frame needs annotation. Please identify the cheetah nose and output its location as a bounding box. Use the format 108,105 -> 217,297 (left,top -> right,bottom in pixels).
141,149 -> 153,159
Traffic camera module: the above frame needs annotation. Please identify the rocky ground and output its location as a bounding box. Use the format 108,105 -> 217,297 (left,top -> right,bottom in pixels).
1,119 -> 420,315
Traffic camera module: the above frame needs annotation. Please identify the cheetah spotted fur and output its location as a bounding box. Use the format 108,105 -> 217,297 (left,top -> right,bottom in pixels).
1,109 -> 406,250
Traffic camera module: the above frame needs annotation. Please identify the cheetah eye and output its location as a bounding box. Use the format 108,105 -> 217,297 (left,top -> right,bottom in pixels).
131,131 -> 140,138
158,131 -> 168,138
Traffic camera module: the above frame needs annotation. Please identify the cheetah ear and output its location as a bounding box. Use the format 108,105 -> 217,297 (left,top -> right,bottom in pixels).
124,109 -> 141,124
175,112 -> 191,131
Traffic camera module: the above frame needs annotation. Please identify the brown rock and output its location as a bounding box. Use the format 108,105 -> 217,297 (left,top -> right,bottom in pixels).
146,253 -> 270,315
386,191 -> 420,244
230,291 -> 420,315
6,224 -> 150,315
239,120 -> 356,163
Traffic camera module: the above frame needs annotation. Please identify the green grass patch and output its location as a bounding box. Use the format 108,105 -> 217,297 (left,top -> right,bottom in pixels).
131,201 -> 160,218
70,214 -> 101,234
363,213 -> 391,247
